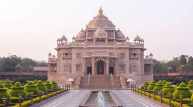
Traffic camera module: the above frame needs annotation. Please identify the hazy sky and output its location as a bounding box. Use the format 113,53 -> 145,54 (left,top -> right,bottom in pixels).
0,0 -> 193,61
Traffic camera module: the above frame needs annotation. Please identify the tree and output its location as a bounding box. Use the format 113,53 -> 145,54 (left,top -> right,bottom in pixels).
153,62 -> 168,73
20,58 -> 36,72
167,57 -> 180,72
179,55 -> 187,65
188,56 -> 193,65
0,55 -> 21,72
0,55 -> 41,72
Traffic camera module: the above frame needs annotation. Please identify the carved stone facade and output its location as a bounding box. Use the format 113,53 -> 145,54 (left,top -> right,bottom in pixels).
48,8 -> 153,88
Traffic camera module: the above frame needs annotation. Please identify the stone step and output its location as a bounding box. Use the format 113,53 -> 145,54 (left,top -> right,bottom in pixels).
79,75 -> 122,89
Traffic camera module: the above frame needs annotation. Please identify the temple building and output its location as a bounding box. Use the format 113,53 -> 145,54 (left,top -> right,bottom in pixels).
48,8 -> 153,89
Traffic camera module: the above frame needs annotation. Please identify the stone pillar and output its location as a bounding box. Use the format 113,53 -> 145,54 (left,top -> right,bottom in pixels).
82,58 -> 85,76
114,58 -> 118,76
106,57 -> 109,75
92,57 -> 95,76
113,31 -> 116,42
105,38 -> 108,44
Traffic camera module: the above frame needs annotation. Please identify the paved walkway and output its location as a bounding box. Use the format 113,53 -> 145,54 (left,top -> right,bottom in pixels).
31,90 -> 168,107
31,90 -> 90,107
111,90 -> 168,107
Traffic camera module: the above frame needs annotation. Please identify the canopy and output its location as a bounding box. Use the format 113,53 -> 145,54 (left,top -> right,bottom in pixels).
127,78 -> 134,82
67,78 -> 74,82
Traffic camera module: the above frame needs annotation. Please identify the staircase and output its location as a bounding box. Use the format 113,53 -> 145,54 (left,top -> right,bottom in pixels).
79,75 -> 122,89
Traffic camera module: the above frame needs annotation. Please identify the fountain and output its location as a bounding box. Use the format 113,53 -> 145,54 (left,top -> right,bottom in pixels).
79,90 -> 122,107
96,91 -> 106,107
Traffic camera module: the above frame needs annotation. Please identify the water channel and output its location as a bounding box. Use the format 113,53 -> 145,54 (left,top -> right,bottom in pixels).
80,90 -> 121,107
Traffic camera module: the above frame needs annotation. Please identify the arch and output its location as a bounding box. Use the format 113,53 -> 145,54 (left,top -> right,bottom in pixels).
96,60 -> 105,75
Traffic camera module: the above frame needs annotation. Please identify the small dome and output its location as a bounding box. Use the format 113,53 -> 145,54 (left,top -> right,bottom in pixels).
61,35 -> 67,41
48,53 -> 52,56
76,29 -> 85,39
126,36 -> 130,41
134,35 -> 143,41
149,53 -> 153,57
94,27 -> 107,38
72,36 -> 76,40
116,30 -> 125,39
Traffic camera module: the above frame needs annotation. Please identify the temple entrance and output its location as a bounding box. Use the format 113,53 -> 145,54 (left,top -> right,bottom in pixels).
86,66 -> 92,75
96,60 -> 105,75
109,67 -> 114,74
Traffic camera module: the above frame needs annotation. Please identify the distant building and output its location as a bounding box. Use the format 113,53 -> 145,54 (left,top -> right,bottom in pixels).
154,72 -> 193,82
0,66 -> 48,81
48,8 -> 153,89
33,66 -> 48,77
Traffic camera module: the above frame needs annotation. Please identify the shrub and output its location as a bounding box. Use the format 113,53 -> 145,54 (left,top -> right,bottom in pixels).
36,81 -> 47,95
13,89 -> 64,107
3,81 -> 13,89
188,80 -> 193,90
147,82 -> 156,93
44,82 -> 53,92
173,82 -> 192,106
141,82 -> 149,91
173,82 -> 192,100
162,97 -> 170,105
153,81 -> 163,95
0,88 -> 8,97
8,82 -> 25,97
162,82 -> 174,98
50,81 -> 59,91
24,82 -> 39,98
171,100 -> 180,107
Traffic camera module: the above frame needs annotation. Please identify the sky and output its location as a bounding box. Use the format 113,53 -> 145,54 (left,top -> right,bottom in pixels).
0,0 -> 193,61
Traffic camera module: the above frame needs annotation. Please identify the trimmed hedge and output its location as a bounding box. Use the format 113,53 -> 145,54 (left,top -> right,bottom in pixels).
134,89 -> 191,107
0,80 -> 63,107
12,89 -> 65,107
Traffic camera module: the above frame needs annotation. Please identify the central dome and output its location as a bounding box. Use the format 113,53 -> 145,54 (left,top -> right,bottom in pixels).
87,8 -> 115,29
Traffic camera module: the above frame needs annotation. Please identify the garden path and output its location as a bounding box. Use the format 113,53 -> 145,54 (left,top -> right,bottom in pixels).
31,90 -> 168,107
30,90 -> 90,107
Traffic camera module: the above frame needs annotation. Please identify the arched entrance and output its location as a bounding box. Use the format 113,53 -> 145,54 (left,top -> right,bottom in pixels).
86,66 -> 92,75
109,66 -> 114,74
96,60 -> 105,75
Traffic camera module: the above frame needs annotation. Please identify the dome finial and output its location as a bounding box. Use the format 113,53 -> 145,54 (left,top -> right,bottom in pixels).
98,7 -> 103,15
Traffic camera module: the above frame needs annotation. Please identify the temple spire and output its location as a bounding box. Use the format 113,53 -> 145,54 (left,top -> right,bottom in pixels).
98,7 -> 103,16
